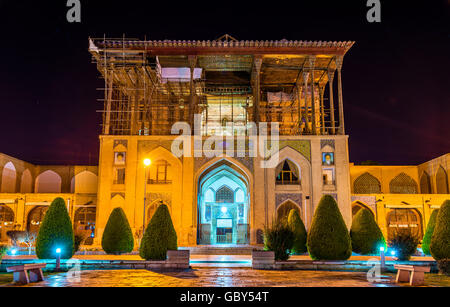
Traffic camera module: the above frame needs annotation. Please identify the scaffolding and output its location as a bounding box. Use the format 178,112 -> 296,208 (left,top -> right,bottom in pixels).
89,36 -> 354,136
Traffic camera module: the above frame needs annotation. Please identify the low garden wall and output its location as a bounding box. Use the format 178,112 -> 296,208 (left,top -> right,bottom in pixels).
251,251 -> 438,273
0,250 -> 190,272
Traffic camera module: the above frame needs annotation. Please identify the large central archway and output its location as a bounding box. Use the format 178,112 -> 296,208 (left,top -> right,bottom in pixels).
197,160 -> 250,245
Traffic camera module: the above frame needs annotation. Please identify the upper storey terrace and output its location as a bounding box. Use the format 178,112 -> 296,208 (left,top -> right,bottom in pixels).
89,35 -> 354,137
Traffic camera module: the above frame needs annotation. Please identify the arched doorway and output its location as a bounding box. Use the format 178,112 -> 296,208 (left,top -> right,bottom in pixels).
197,160 -> 250,245
386,208 -> 423,241
0,205 -> 14,242
73,207 -> 96,245
351,201 -> 374,218
277,200 -> 301,221
27,206 -> 48,234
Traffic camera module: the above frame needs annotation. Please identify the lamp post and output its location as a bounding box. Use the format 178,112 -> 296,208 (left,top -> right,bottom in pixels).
142,158 -> 151,239
55,248 -> 61,271
379,246 -> 385,271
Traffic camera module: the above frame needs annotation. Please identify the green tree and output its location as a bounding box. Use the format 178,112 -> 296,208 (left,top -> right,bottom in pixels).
36,197 -> 74,259
430,200 -> 450,260
307,195 -> 352,260
101,207 -> 134,254
350,208 -> 385,255
139,204 -> 177,260
264,218 -> 294,261
422,209 -> 439,255
288,209 -> 307,254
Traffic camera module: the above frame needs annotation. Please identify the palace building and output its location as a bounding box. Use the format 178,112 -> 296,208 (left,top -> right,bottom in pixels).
0,36 -> 448,248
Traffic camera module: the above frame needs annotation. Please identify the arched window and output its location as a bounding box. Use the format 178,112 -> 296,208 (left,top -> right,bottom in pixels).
148,160 -> 172,184
27,206 -> 48,234
277,201 -> 301,221
1,162 -> 16,193
353,172 -> 381,194
351,202 -> 374,218
35,170 -> 62,193
147,200 -> 167,224
275,160 -> 299,185
420,172 -> 432,194
386,209 -> 422,241
20,169 -> 32,193
216,186 -> 234,203
0,205 -> 15,242
389,173 -> 418,194
436,166 -> 449,194
74,207 -> 96,245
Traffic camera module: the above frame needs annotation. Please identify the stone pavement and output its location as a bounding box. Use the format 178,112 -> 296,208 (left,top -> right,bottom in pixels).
12,268 -> 393,287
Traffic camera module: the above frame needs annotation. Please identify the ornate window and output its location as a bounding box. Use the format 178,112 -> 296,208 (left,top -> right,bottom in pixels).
436,166 -> 449,194
149,160 -> 172,184
114,168 -> 125,184
353,172 -> 381,194
389,173 -> 418,194
275,160 -> 299,185
386,209 -> 422,241
74,207 -> 96,245
420,172 -> 432,194
216,186 -> 234,203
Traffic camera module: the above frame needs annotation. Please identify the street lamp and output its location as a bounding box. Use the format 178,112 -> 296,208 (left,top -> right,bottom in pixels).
143,158 -> 151,238
55,247 -> 62,271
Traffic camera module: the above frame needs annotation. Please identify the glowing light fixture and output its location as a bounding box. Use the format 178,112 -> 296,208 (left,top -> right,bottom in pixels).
221,207 -> 227,213
143,158 -> 151,166
56,248 -> 61,254
379,246 -> 385,252
11,249 -> 17,256
390,250 -> 396,256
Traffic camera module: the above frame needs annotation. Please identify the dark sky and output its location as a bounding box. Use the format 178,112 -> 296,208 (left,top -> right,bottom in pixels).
0,1 -> 448,166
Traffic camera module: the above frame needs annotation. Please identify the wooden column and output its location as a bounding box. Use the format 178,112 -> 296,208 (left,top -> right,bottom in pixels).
296,84 -> 302,134
104,70 -> 113,135
327,69 -> 336,135
252,56 -> 263,125
336,56 -> 345,135
320,86 -> 325,135
188,55 -> 197,133
302,71 -> 309,133
309,57 -> 317,135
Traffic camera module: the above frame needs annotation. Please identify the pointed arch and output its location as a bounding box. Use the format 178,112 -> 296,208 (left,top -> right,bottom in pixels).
386,208 -> 422,241
277,200 -> 301,221
351,201 -> 374,218
35,170 -> 62,193
275,158 -> 300,185
353,172 -> 381,194
20,169 -> 33,193
71,170 -> 98,193
110,194 -> 125,208
1,162 -> 16,193
27,206 -> 48,234
436,166 -> 449,194
420,172 -> 432,194
216,186 -> 234,203
389,172 -> 418,194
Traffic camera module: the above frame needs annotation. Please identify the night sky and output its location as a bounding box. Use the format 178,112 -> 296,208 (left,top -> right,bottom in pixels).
0,1 -> 448,166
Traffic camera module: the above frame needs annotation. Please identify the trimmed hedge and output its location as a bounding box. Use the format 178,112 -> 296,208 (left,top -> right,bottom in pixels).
307,195 -> 352,260
288,209 -> 307,254
350,208 -> 385,255
36,197 -> 74,259
101,207 -> 134,255
389,230 -> 419,261
430,200 -> 450,261
139,204 -> 177,260
422,209 -> 439,255
264,219 -> 294,261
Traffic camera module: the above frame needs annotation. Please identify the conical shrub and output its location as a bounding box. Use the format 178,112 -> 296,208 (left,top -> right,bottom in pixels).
430,200 -> 450,260
422,209 -> 439,255
139,204 -> 177,260
288,209 -> 307,254
307,195 -> 352,260
350,208 -> 385,255
36,197 -> 74,259
101,207 -> 134,254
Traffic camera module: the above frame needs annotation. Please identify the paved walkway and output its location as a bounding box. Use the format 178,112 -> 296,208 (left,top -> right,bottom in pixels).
14,268 -> 392,287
